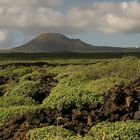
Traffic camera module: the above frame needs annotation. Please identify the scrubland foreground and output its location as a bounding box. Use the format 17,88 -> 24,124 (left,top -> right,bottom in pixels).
0,56 -> 140,140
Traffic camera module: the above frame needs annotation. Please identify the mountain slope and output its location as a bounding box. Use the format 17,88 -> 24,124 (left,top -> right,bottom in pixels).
9,33 -> 133,53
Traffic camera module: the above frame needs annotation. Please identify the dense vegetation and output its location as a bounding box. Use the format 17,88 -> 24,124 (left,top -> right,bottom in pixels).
0,54 -> 140,139
1,52 -> 140,61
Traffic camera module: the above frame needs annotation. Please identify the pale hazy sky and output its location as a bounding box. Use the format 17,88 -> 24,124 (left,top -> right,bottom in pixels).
0,0 -> 140,48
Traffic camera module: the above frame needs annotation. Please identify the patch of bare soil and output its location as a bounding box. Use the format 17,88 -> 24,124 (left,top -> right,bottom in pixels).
0,78 -> 140,140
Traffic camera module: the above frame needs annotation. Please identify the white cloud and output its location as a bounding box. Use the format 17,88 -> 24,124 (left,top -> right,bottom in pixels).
0,0 -> 140,48
1,1 -> 140,33
66,1 -> 140,34
122,2 -> 128,10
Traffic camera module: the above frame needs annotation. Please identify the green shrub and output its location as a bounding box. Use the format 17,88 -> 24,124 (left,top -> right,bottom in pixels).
19,71 -> 43,82
27,126 -> 75,140
87,121 -> 140,140
0,96 -> 37,107
5,81 -> 41,98
0,67 -> 15,77
0,67 -> 34,83
11,67 -> 34,77
86,77 -> 130,93
43,77 -> 129,109
0,106 -> 37,127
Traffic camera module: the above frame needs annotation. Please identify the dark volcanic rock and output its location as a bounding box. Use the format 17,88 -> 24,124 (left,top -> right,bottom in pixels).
134,111 -> 140,120
32,74 -> 58,104
0,76 -> 9,85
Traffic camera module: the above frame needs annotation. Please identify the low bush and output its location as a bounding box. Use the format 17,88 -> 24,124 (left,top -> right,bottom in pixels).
19,71 -> 44,82
26,126 -> 75,140
87,121 -> 140,140
0,106 -> 37,127
11,66 -> 34,78
0,96 -> 37,107
86,77 -> 130,93
5,81 -> 41,98
43,77 -> 129,109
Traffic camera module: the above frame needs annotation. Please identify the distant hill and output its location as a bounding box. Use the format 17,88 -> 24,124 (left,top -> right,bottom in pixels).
6,33 -> 140,53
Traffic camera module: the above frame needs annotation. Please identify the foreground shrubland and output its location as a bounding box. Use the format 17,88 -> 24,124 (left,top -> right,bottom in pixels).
0,56 -> 140,139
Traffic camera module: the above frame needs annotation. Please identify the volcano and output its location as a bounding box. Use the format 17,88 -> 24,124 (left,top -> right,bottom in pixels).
10,33 -> 131,53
